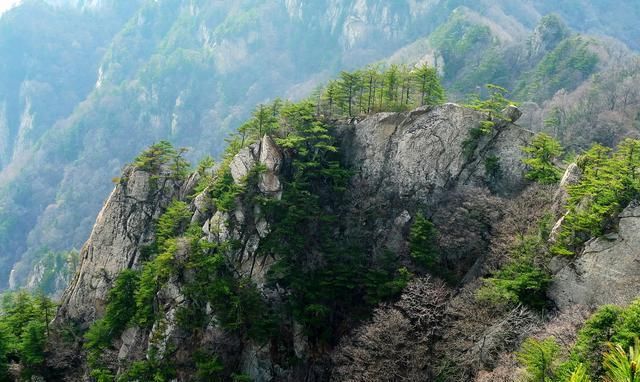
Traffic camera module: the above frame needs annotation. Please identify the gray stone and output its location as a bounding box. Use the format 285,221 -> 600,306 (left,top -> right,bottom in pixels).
191,189 -> 211,224
258,135 -> 284,197
552,163 -> 581,214
208,211 -> 232,243
56,167 -> 181,325
501,105 -> 522,123
230,147 -> 256,184
549,202 -> 640,310
339,103 -> 532,203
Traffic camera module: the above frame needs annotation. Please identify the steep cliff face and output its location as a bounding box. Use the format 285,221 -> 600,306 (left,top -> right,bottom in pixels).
49,103 -> 534,381
57,166 -> 186,326
341,104 -> 529,200
48,102 -> 640,382
338,104 -> 531,281
550,202 -> 640,310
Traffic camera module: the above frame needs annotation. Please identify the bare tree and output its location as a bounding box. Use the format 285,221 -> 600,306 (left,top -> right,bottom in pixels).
331,277 -> 449,382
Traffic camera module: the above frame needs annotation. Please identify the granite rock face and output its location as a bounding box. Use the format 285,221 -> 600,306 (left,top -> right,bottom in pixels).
338,104 -> 532,280
340,103 -> 532,204
56,166 -> 182,325
549,202 -> 640,310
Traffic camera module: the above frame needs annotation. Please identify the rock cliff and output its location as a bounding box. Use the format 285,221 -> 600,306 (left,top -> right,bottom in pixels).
59,167 -> 187,325
50,103 -> 534,381
550,201 -> 640,310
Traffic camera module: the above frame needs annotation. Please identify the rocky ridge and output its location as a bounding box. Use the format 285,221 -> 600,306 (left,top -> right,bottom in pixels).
48,101 -> 640,381
47,103 -> 539,381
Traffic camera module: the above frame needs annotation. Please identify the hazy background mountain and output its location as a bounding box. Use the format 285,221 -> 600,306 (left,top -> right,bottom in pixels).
1,0 -> 640,289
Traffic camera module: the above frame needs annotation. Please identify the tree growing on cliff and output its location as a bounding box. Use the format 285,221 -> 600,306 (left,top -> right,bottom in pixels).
467,84 -> 514,119
409,213 -> 440,270
0,291 -> 55,380
337,71 -> 361,117
522,133 -> 564,184
133,141 -> 176,173
414,64 -> 445,106
321,64 -> 445,116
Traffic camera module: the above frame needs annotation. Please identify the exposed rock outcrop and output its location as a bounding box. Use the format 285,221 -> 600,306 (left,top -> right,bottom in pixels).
339,103 -> 532,279
549,201 -> 640,310
552,162 -> 581,214
50,104 -> 534,381
549,163 -> 582,243
56,166 -> 183,326
340,104 -> 531,204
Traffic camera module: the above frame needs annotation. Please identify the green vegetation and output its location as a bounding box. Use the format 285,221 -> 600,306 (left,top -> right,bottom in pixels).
409,213 -> 440,269
516,37 -> 599,102
115,352 -> 176,382
523,133 -> 564,185
571,306 -> 622,376
84,269 -> 140,380
467,84 -> 515,119
429,12 -> 494,82
81,94 -> 417,378
320,64 -> 445,117
463,84 -> 517,160
553,139 -> 640,255
602,339 -> 640,382
477,229 -> 552,310
567,363 -> 591,382
408,213 -> 457,282
477,212 -> 554,310
82,195 -> 207,380
518,337 -> 562,382
0,291 -> 56,380
180,239 -> 275,343
133,140 -> 190,181
518,298 -> 640,381
82,59 -> 437,377
484,155 -> 502,187
254,100 -> 411,345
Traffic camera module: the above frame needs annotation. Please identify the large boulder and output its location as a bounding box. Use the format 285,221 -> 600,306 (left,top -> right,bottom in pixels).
258,135 -> 283,197
230,145 -> 258,183
549,201 -> 640,310
501,105 -> 522,123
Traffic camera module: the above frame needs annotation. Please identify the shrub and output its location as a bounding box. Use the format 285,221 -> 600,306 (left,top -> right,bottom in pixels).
517,337 -> 561,382
477,233 -> 551,310
409,213 -> 440,269
602,338 -> 640,382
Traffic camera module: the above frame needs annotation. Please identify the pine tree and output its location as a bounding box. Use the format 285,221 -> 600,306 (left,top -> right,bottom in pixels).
522,133 -> 564,184
337,71 -> 361,117
413,64 -> 445,106
384,65 -> 400,108
364,66 -> 379,113
323,80 -> 339,117
409,213 -> 439,269
19,320 -> 46,374
253,103 -> 277,136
